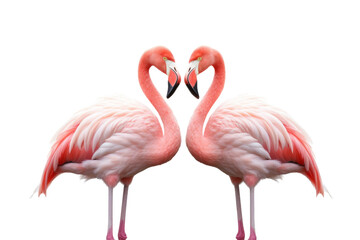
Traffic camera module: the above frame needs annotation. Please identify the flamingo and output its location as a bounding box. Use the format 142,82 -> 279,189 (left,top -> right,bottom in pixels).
184,46 -> 324,240
38,47 -> 181,240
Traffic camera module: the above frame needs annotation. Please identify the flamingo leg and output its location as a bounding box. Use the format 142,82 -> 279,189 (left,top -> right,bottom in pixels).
118,185 -> 129,240
234,184 -> 245,240
248,187 -> 256,240
106,187 -> 115,240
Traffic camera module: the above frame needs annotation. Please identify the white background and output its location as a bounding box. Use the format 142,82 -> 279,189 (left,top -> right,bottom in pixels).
1,1 -> 359,239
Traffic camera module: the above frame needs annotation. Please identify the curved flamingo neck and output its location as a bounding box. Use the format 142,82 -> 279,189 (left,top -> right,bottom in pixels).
186,55 -> 225,162
138,55 -> 180,162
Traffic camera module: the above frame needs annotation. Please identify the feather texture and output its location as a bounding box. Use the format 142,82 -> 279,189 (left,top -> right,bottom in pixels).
205,96 -> 324,195
39,96 -> 163,195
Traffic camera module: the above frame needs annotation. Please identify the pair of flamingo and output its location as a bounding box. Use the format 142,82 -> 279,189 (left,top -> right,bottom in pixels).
38,46 -> 323,240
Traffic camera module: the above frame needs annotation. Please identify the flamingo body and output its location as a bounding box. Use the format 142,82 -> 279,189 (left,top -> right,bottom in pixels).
204,96 -> 323,194
39,97 -> 165,194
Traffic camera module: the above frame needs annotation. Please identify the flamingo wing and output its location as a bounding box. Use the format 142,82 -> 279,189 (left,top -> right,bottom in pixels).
206,96 -> 324,195
39,96 -> 161,195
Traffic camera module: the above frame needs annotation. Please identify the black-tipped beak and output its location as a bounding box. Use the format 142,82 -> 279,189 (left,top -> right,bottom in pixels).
167,80 -> 180,98
166,67 -> 180,99
186,80 -> 199,99
185,68 -> 199,99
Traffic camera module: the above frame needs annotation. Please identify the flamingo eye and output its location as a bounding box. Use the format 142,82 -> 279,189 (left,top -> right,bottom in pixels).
163,57 -> 167,61
198,57 -> 202,61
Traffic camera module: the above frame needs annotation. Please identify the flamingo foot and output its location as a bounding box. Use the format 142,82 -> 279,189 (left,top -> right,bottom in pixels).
248,227 -> 256,240
118,220 -> 127,240
106,227 -> 115,240
118,232 -> 127,240
236,220 -> 245,240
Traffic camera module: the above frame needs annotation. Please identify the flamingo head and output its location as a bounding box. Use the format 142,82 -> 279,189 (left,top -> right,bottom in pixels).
148,47 -> 181,98
184,46 -> 217,99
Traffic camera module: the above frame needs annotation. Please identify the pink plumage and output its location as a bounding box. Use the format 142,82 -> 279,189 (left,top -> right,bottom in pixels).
184,46 -> 324,240
39,97 -> 163,195
38,47 -> 181,240
208,97 -> 323,195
